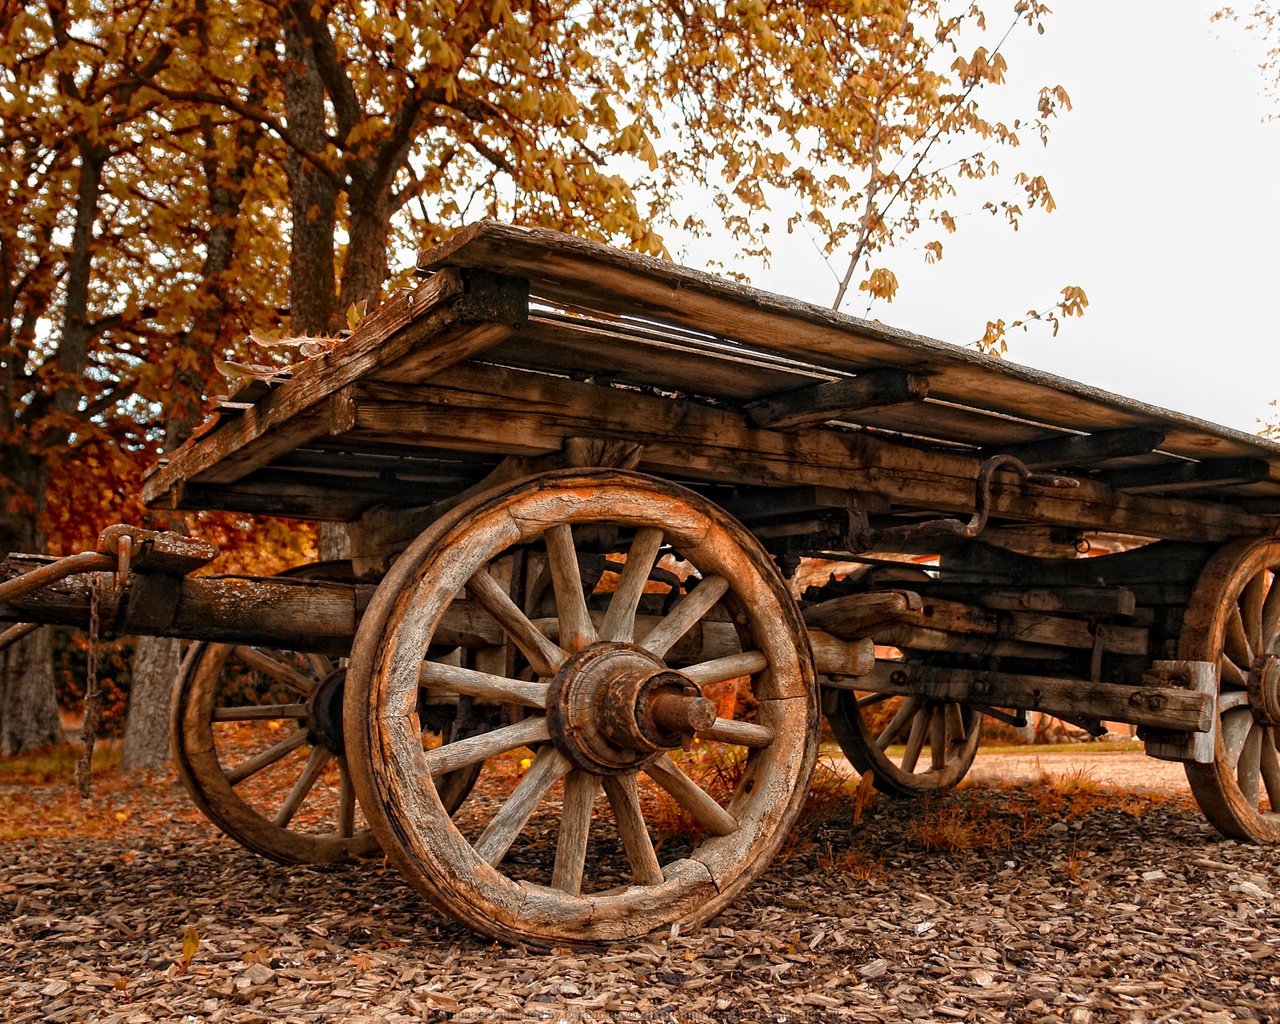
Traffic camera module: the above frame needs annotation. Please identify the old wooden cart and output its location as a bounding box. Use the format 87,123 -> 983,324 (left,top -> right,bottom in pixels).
4,223 -> 1279,945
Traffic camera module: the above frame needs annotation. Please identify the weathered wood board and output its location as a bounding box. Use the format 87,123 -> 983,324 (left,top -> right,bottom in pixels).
140,221 -> 1280,548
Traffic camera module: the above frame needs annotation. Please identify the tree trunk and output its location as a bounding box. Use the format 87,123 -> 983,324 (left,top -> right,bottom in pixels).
0,625 -> 62,754
0,461 -> 62,754
282,10 -> 337,335
122,635 -> 181,771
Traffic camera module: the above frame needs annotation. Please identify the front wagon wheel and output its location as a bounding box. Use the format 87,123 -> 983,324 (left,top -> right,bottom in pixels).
343,470 -> 819,946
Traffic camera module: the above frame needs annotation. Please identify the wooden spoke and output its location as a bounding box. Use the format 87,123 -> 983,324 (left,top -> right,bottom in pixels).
602,773 -> 664,886
639,575 -> 731,659
682,650 -> 768,685
857,691 -> 894,710
1226,607 -> 1253,670
600,527 -> 664,643
551,770 -> 600,895
645,754 -> 737,836
545,524 -> 598,653
1219,690 -> 1252,713
337,756 -> 356,838
698,717 -> 775,748
306,653 -> 334,678
211,703 -> 309,722
423,715 -> 550,776
929,706 -> 947,771
274,745 -> 331,828
225,729 -> 309,785
1242,573 -> 1267,655
1220,655 -> 1248,690
474,747 -> 572,866
419,662 -> 548,709
466,569 -> 567,677
232,646 -> 316,696
1238,725 -> 1264,806
1260,729 -> 1280,809
1222,708 -> 1254,770
876,697 -> 920,750
1262,571 -> 1280,651
946,702 -> 967,743
899,708 -> 929,773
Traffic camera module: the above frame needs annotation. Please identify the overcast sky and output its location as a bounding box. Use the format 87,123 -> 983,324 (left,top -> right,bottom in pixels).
672,1 -> 1279,435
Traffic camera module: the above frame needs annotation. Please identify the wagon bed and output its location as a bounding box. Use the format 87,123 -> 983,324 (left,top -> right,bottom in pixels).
140,220 -> 1280,550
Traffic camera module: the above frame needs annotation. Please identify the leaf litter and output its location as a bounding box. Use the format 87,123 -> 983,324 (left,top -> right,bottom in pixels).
0,753 -> 1277,1023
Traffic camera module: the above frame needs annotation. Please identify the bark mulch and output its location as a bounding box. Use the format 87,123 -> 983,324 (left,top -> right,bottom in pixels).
1,761 -> 1278,1024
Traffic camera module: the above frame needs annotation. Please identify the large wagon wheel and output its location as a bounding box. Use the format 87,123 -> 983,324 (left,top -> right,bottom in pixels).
172,565 -> 483,865
344,470 -> 818,945
826,682 -> 982,797
1180,537 -> 1280,842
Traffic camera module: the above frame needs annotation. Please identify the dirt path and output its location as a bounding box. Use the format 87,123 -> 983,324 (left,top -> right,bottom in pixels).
967,748 -> 1190,794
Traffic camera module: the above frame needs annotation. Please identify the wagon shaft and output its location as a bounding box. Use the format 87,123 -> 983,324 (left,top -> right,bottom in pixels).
0,554 -> 874,677
0,555 -> 466,654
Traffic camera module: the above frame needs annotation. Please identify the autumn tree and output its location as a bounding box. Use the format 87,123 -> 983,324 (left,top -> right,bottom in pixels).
0,2 -> 301,756
4,0 -> 1077,756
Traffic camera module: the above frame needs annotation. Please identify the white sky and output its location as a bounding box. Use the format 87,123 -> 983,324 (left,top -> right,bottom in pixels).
670,1 -> 1280,435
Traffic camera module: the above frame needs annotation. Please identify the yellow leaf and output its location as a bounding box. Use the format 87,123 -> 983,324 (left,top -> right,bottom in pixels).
182,927 -> 200,962
346,300 -> 368,333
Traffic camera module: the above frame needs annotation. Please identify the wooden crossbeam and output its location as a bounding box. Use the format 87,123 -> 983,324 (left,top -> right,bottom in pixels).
744,368 -> 929,431
982,427 -> 1166,470
830,660 -> 1213,732
719,485 -> 888,522
1102,457 -> 1271,494
338,364 -> 1268,543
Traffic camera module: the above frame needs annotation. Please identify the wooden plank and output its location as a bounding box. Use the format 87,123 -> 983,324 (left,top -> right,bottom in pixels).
981,428 -> 1167,470
806,590 -> 1147,653
720,485 -> 889,521
835,660 -> 1213,732
938,539 -> 1215,588
141,270 -> 527,506
175,470 -> 467,521
486,313 -> 821,400
341,364 -> 1272,543
745,369 -> 929,431
845,397 -> 1055,449
1102,457 -> 1271,495
420,222 -> 1280,472
940,585 -> 1137,617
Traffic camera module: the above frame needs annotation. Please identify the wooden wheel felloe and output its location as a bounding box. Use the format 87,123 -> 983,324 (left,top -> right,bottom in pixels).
344,470 -> 818,946
826,687 -> 982,797
172,641 -> 480,865
172,641 -> 381,864
1180,537 -> 1280,842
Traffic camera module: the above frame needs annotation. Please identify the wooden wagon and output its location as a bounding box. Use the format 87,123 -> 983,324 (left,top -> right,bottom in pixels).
3,222 -> 1279,945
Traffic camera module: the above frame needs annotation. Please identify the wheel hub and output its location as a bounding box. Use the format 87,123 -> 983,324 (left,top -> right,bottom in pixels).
1248,654 -> 1280,726
547,643 -> 717,774
307,668 -> 347,754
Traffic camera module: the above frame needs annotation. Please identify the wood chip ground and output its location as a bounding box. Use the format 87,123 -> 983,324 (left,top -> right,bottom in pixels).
2,754 -> 1277,1023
